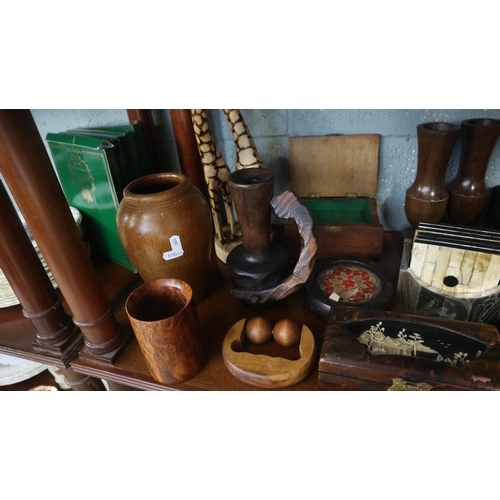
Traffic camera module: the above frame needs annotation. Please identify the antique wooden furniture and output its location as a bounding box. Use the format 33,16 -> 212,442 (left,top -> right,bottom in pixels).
318,305 -> 500,390
405,122 -> 460,227
69,255 -> 328,390
0,180 -> 80,359
0,109 -> 329,391
5,109 -> 499,392
285,134 -> 384,261
0,110 -> 129,389
0,111 -> 131,364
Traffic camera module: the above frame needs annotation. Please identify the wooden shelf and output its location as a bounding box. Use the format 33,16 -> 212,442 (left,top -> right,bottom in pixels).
70,256 -> 329,391
69,232 -> 403,390
0,260 -> 139,369
0,229 -> 403,390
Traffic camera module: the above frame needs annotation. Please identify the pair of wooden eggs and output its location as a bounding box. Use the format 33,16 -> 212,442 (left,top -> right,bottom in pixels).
245,316 -> 301,347
222,316 -> 315,388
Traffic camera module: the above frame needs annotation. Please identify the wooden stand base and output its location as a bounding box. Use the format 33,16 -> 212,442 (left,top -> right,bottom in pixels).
222,318 -> 316,388
76,325 -> 135,368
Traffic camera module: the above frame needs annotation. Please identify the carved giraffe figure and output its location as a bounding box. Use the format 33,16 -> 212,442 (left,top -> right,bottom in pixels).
191,109 -> 265,262
191,109 -> 237,243
223,109 -> 265,170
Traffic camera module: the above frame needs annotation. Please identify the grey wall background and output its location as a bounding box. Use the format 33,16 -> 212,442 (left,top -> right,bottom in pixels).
31,109 -> 500,232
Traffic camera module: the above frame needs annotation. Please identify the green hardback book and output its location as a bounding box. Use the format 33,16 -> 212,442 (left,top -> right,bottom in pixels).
84,123 -> 153,179
64,122 -> 153,197
46,132 -> 135,272
63,129 -> 130,199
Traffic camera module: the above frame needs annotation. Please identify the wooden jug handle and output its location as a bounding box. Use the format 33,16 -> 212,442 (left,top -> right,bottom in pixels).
230,190 -> 318,304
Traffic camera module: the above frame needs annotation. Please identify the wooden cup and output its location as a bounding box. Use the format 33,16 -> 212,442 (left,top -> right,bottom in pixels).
125,279 -> 206,384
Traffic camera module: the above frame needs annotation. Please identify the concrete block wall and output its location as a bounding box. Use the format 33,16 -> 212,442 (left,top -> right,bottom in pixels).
32,109 -> 500,232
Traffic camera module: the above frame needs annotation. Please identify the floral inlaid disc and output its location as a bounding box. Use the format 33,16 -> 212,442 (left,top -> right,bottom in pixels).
316,264 -> 382,303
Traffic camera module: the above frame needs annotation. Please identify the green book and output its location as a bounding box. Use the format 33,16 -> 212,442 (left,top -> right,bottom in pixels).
65,123 -> 153,195
46,132 -> 135,272
63,129 -> 130,199
81,123 -> 153,181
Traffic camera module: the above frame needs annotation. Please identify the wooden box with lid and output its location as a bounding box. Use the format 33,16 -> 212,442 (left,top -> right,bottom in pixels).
318,306 -> 500,391
282,134 -> 384,261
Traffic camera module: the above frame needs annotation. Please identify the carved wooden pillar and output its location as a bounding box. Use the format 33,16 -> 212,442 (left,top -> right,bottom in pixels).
127,109 -> 162,173
170,109 -> 208,198
0,110 -> 129,362
0,179 -> 82,362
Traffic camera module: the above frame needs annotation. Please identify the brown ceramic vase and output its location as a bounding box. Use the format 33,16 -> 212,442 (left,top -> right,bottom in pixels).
405,122 -> 460,227
117,173 -> 213,304
447,118 -> 500,225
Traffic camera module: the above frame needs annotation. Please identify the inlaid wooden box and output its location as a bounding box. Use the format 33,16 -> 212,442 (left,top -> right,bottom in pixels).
283,134 -> 384,261
395,223 -> 500,325
318,306 -> 500,391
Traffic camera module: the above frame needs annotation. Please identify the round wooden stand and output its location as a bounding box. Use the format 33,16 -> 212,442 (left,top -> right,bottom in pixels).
222,319 -> 316,388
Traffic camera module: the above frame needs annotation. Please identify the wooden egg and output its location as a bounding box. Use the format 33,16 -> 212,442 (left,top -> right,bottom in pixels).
245,316 -> 273,344
273,319 -> 301,347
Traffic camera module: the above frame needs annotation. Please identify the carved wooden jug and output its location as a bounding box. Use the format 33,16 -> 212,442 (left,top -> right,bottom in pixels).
226,168 -> 317,305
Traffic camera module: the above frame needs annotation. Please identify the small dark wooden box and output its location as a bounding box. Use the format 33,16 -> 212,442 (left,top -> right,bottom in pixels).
283,134 -> 384,261
318,306 -> 500,391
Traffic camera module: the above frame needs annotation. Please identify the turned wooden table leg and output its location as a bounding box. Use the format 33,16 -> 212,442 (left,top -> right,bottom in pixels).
0,110 -> 129,362
0,180 -> 82,362
170,109 -> 208,198
127,109 -> 162,173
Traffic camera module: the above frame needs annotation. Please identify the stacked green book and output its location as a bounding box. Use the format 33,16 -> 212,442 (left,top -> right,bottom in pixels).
46,123 -> 153,272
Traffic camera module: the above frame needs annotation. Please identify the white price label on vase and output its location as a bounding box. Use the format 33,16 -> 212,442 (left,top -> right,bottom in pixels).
162,235 -> 185,261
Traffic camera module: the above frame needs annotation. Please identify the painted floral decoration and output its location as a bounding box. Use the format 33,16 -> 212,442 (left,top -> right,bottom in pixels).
318,265 -> 381,302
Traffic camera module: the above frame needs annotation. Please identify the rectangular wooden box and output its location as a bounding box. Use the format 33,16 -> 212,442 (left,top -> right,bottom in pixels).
318,306 -> 500,391
283,134 -> 384,261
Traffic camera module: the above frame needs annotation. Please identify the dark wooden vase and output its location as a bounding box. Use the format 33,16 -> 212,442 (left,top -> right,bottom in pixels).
447,118 -> 500,225
405,122 -> 460,227
226,168 -> 289,291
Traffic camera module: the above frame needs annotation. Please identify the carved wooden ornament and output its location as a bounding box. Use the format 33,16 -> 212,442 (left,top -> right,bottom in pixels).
190,109 -> 265,263
222,318 -> 316,388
